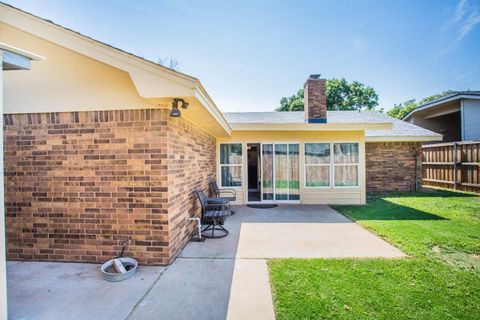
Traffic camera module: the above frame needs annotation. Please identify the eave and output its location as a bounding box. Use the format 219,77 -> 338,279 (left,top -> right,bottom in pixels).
0,3 -> 231,137
0,42 -> 44,70
403,94 -> 480,121
365,135 -> 443,142
229,122 -> 393,131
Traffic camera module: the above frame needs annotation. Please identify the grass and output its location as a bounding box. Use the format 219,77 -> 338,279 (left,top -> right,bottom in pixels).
263,180 -> 300,189
268,189 -> 480,319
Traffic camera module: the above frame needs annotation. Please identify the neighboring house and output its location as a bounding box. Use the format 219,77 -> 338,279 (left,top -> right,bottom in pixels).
403,92 -> 480,142
0,3 -> 441,265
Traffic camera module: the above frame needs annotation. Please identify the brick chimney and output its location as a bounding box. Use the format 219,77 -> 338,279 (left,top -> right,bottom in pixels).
304,74 -> 327,123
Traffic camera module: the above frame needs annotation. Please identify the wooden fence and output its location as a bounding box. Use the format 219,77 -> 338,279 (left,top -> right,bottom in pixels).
422,141 -> 480,193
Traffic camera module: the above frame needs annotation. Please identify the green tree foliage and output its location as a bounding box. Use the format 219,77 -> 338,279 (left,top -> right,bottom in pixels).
278,89 -> 305,112
386,99 -> 417,120
276,78 -> 379,112
387,91 -> 454,119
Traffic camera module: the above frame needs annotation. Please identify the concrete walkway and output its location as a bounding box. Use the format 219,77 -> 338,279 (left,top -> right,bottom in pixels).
130,205 -> 404,320
7,205 -> 404,320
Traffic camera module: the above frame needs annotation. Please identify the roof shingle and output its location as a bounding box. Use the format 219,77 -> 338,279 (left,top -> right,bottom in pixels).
223,111 -> 441,139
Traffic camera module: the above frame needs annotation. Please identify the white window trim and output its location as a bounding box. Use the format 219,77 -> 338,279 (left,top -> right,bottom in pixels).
219,142 -> 243,188
304,142 -> 360,189
333,142 -> 360,188
260,142 -> 301,202
304,142 -> 331,189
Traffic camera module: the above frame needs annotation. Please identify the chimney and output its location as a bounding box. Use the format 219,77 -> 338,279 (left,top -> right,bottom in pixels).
304,74 -> 327,123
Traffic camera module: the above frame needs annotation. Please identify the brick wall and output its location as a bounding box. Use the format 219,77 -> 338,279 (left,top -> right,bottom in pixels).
3,108 -> 216,265
166,118 -> 216,262
365,142 -> 421,192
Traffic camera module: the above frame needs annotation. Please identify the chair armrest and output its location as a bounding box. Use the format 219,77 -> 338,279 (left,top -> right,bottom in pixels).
218,189 -> 236,197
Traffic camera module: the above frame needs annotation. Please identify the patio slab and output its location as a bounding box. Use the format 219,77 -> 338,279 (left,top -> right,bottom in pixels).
180,205 -> 405,259
129,258 -> 235,320
7,261 -> 165,320
7,205 -> 405,320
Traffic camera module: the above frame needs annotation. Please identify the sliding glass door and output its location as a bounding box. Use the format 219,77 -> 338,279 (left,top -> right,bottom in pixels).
262,144 -> 274,201
261,143 -> 300,202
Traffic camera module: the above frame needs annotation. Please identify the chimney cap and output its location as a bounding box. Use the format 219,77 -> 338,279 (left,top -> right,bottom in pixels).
309,74 -> 321,79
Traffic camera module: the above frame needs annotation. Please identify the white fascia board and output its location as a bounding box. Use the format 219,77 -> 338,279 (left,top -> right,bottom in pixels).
194,81 -> 232,133
365,135 -> 443,142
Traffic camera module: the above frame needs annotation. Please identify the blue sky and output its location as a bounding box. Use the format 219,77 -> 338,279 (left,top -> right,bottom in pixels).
5,0 -> 480,112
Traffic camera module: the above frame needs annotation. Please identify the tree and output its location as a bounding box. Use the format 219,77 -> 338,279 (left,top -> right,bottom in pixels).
158,57 -> 179,70
386,91 -> 453,119
386,99 -> 417,120
276,78 -> 379,112
278,89 -> 304,112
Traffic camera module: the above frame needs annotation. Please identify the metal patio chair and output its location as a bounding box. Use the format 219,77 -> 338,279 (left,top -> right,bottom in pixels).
209,181 -> 236,215
196,190 -> 230,239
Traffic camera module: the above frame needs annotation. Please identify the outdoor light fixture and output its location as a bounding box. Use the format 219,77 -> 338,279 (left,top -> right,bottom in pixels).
170,98 -> 189,117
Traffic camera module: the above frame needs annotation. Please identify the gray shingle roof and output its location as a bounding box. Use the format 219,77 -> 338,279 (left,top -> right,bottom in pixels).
223,111 -> 441,139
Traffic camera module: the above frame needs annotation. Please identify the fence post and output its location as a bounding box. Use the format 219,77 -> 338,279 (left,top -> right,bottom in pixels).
453,142 -> 457,190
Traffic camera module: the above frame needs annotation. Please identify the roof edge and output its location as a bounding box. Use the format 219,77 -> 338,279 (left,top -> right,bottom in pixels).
365,135 -> 443,142
229,122 -> 393,131
0,41 -> 44,60
0,2 -> 232,135
0,2 -> 196,83
402,93 -> 480,120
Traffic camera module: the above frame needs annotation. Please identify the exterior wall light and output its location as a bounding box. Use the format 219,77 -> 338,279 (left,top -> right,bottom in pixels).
170,98 -> 189,117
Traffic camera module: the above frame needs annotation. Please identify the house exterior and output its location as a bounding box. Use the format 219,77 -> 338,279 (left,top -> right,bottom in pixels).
403,92 -> 480,142
0,40 -> 43,320
1,3 -> 441,266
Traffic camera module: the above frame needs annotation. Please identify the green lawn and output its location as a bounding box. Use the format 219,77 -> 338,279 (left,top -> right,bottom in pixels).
269,190 -> 480,320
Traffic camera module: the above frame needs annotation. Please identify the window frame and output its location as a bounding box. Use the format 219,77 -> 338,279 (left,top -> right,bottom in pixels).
332,142 -> 360,188
304,142 -> 360,189
219,142 -> 243,188
304,142 -> 332,189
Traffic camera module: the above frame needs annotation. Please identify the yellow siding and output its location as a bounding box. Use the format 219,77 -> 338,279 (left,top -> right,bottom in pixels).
218,130 -> 366,205
0,23 -> 157,113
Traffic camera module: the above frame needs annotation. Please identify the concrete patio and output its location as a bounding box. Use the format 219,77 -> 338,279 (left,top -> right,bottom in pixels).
7,205 -> 404,320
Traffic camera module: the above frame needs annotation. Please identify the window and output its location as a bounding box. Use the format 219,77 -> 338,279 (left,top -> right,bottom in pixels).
305,143 -> 330,187
304,142 -> 360,188
220,143 -> 242,187
333,143 -> 359,187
